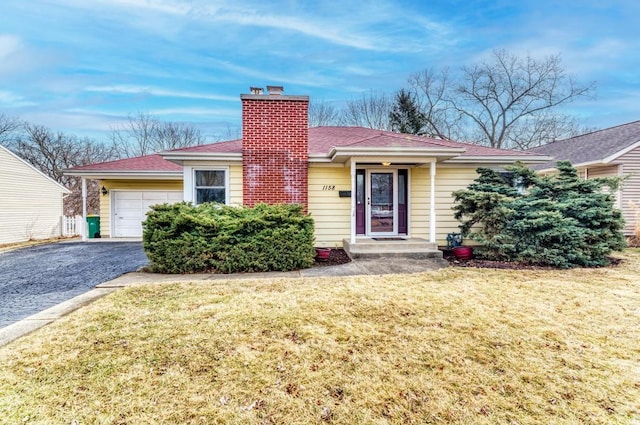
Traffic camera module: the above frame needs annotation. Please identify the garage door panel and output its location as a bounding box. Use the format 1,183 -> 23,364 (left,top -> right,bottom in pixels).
113,191 -> 182,237
167,192 -> 183,201
142,192 -> 171,201
116,192 -> 143,200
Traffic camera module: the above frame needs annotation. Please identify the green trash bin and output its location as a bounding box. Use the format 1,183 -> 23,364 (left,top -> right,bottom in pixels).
86,215 -> 101,239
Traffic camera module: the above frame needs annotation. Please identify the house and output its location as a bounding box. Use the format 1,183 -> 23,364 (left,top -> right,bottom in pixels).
0,145 -> 71,244
528,121 -> 640,235
65,87 -> 549,254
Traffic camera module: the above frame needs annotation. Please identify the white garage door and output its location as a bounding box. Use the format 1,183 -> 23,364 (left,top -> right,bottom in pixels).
113,191 -> 183,237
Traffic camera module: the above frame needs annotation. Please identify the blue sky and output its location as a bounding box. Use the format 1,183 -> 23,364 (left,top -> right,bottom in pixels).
1,0 -> 638,142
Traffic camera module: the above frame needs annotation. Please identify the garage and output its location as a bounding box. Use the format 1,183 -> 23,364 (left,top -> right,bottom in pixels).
112,191 -> 183,237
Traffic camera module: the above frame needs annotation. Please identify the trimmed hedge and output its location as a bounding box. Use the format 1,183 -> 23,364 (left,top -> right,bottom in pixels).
142,203 -> 315,274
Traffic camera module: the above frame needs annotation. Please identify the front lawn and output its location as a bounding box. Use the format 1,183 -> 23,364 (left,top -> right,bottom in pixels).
1,251 -> 639,424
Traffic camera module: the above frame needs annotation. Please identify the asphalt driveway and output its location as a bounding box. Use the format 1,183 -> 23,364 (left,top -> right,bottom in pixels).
0,242 -> 147,329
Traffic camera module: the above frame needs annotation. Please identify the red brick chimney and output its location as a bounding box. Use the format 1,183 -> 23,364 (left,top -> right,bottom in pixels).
241,86 -> 309,208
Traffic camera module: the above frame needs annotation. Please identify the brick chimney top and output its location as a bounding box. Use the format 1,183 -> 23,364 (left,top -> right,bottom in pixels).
243,85 -> 307,100
241,87 -> 309,208
266,85 -> 284,95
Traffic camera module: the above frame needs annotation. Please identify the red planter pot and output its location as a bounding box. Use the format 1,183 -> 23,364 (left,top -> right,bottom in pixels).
452,246 -> 473,260
315,248 -> 331,261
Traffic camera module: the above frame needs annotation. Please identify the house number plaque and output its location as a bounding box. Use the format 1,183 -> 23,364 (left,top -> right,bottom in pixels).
322,185 -> 336,191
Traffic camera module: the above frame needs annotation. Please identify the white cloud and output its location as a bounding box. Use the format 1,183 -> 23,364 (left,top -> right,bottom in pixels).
0,90 -> 23,103
60,0 -> 191,16
202,8 -> 383,51
0,34 -> 21,59
147,107 -> 237,117
206,59 -> 340,89
21,110 -> 120,132
55,0 -> 453,53
0,90 -> 35,107
107,0 -> 190,15
85,85 -> 238,102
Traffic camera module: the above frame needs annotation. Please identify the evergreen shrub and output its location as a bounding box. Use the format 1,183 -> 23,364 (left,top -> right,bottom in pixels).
453,161 -> 626,268
142,203 -> 315,273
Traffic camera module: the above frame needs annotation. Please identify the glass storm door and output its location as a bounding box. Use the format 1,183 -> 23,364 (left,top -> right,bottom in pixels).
355,170 -> 366,235
367,170 -> 398,235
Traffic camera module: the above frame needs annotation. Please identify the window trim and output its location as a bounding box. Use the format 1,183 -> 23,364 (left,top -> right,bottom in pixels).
499,171 -> 526,194
188,166 -> 230,205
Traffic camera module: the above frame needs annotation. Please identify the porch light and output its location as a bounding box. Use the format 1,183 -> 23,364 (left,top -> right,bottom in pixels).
101,186 -> 108,196
381,162 -> 391,167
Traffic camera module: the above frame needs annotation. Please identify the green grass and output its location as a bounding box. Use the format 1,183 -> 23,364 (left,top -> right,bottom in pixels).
1,252 -> 639,424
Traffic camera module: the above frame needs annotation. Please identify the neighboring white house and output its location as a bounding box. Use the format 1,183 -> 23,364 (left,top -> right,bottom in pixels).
528,120 -> 640,236
0,145 -> 71,244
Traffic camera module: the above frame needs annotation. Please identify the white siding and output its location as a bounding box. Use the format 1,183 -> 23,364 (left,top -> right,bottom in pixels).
0,146 -> 69,244
410,166 -> 479,245
308,165 -> 351,247
585,165 -> 619,178
617,146 -> 640,236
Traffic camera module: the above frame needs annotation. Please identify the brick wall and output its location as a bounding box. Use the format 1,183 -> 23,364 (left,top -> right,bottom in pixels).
241,94 -> 309,208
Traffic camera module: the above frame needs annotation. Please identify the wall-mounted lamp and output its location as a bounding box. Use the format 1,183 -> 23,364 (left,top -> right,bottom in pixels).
101,186 -> 109,196
381,162 -> 391,167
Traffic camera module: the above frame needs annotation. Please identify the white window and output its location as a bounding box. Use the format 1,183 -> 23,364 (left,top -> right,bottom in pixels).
500,171 -> 526,194
194,169 -> 227,204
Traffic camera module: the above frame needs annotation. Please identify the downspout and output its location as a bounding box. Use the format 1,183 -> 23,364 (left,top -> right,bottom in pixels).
429,161 -> 436,243
81,177 -> 87,242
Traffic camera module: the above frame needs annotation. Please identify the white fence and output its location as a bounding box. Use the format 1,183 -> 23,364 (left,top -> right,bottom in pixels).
62,215 -> 84,237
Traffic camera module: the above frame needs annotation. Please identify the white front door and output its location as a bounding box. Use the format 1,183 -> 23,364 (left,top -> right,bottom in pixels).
366,170 -> 398,236
113,191 -> 182,237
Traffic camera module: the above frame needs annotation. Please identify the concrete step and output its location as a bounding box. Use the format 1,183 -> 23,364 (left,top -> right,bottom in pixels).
343,238 -> 446,261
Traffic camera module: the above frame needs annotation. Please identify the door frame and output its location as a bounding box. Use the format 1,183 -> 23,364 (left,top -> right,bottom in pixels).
366,169 -> 398,236
355,167 -> 410,238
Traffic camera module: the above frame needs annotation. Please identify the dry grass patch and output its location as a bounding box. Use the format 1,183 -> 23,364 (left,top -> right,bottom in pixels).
1,251 -> 640,424
0,236 -> 78,253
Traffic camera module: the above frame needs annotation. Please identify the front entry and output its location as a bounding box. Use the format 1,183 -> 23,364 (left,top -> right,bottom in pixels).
356,169 -> 408,236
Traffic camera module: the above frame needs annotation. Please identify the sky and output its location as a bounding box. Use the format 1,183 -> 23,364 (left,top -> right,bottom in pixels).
1,0 -> 639,143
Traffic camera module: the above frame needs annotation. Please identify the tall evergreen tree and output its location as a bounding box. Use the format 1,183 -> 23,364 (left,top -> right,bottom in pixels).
389,89 -> 427,134
453,161 -> 625,268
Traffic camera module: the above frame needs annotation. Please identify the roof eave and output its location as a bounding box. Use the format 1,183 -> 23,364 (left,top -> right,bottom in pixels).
328,146 -> 466,162
63,170 -> 183,180
444,155 -> 552,165
159,152 -> 243,164
538,159 -> 612,172
601,139 -> 640,163
308,155 -> 334,163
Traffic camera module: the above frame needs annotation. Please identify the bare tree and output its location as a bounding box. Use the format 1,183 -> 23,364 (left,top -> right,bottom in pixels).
0,113 -> 21,144
504,113 -> 595,149
220,124 -> 241,141
155,122 -> 204,150
10,124 -> 116,215
110,112 -> 206,158
408,50 -> 595,149
408,68 -> 462,140
339,90 -> 393,130
309,100 -> 339,127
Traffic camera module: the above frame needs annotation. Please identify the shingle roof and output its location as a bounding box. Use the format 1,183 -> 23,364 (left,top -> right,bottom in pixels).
308,127 -> 536,156
528,120 -> 640,169
68,153 -> 182,172
69,126 -> 541,172
167,139 -> 242,153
